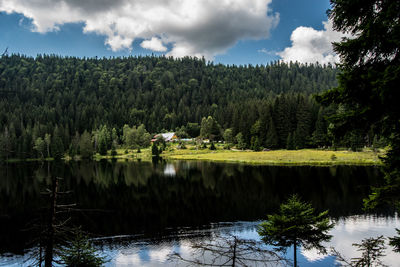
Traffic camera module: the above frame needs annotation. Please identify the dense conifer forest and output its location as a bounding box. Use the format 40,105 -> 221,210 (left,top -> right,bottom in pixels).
0,55 -> 380,160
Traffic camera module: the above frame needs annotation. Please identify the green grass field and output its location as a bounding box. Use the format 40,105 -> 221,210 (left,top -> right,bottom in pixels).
161,146 -> 383,166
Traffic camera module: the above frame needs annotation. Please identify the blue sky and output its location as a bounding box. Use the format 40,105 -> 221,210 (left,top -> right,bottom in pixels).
0,0 -> 340,65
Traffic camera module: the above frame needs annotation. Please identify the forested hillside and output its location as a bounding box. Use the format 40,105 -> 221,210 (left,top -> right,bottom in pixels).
0,54 -> 376,160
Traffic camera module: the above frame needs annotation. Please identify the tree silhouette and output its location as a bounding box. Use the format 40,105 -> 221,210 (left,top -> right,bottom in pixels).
331,235 -> 387,267
258,195 -> 334,267
170,234 -> 289,266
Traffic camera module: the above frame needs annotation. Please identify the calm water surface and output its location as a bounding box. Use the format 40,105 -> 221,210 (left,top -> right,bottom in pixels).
0,160 -> 397,266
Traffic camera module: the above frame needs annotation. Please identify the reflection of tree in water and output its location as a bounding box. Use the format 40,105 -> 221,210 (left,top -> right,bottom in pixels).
170,234 -> 289,266
0,161 -> 386,258
24,163 -> 105,266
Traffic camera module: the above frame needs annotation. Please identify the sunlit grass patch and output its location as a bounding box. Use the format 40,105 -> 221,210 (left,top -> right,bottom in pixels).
163,148 -> 383,166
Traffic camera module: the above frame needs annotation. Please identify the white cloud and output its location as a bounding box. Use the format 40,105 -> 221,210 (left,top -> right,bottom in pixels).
141,37 -> 167,52
277,20 -> 348,64
0,0 -> 279,59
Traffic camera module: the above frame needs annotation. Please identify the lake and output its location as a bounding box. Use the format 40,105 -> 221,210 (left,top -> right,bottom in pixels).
0,160 -> 398,266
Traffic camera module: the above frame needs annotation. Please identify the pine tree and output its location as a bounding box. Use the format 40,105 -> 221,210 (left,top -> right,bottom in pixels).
286,132 -> 295,150
258,195 -> 334,267
312,108 -> 328,147
51,127 -> 64,160
295,96 -> 312,149
79,131 -> 93,159
265,117 -> 279,149
152,142 -> 160,157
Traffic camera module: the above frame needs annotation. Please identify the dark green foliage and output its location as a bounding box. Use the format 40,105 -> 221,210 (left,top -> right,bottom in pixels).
60,232 -> 107,267
200,116 -> 221,141
33,137 -> 46,159
235,133 -> 246,150
94,125 -> 111,155
389,228 -> 400,253
69,132 -> 80,158
223,128 -> 234,144
0,55 -> 347,159
347,130 -> 364,152
317,0 -> 400,209
151,143 -> 159,157
186,123 -> 200,138
251,136 -> 261,151
258,195 -> 334,267
98,138 -> 107,156
175,126 -> 188,139
286,132 -> 295,150
209,142 -> 216,150
111,142 -> 117,157
79,131 -> 93,159
122,124 -> 151,149
312,107 -> 330,147
265,117 -> 279,149
294,96 -> 312,149
51,127 -> 64,160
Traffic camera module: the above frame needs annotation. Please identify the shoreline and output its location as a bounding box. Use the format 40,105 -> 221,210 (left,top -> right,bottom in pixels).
1,148 -> 384,166
162,149 -> 383,166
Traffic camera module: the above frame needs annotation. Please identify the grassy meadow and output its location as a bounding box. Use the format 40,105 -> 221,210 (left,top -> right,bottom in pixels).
160,145 -> 383,166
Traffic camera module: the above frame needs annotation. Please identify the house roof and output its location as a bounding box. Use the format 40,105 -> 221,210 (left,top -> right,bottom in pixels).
156,132 -> 176,141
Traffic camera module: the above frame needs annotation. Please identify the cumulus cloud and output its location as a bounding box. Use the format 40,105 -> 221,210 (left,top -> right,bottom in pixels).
277,20 -> 348,64
140,37 -> 167,52
0,0 -> 279,59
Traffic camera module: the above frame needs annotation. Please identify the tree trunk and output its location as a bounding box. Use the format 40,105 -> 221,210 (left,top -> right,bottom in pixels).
45,177 -> 58,267
293,240 -> 297,267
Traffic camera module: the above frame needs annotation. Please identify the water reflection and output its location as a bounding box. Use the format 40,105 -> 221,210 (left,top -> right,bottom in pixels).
95,216 -> 399,267
0,160 -> 390,265
163,164 -> 176,176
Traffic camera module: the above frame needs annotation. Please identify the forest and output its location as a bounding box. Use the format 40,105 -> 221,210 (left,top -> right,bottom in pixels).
0,55 -> 383,160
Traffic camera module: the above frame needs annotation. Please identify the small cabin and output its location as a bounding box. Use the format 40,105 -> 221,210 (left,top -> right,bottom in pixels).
152,132 -> 178,142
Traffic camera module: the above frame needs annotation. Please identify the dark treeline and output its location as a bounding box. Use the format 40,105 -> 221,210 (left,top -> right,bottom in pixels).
0,54 -> 381,159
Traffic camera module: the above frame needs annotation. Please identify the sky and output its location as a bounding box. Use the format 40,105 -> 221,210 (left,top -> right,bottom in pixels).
0,0 -> 345,65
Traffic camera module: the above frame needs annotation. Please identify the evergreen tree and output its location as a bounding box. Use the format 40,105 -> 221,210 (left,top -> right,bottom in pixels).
0,55 -> 340,158
111,141 -> 117,157
274,96 -> 291,147
60,231 -> 107,266
223,128 -> 234,144
235,132 -> 246,150
33,137 -> 46,159
265,117 -> 279,149
79,131 -> 93,159
200,116 -> 221,141
209,142 -> 216,150
151,142 -> 160,157
51,127 -> 64,160
258,195 -> 334,267
312,108 -> 328,147
44,133 -> 51,158
316,0 -> 400,209
251,136 -> 261,151
295,96 -> 312,149
286,132 -> 295,150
